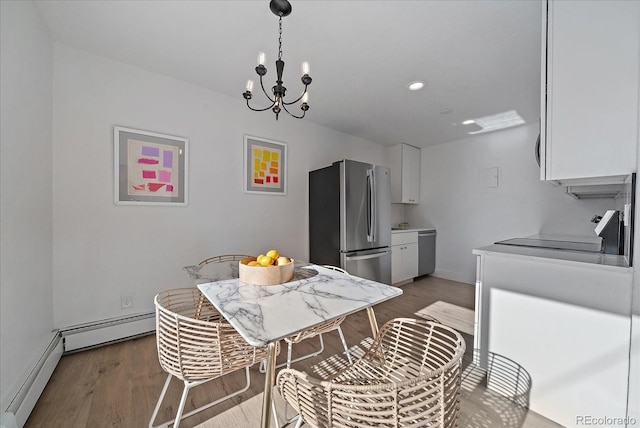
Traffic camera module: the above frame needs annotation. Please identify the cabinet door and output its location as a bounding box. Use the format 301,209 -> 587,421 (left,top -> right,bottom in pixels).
391,245 -> 403,284
390,144 -> 421,204
542,0 -> 639,182
402,145 -> 420,203
403,242 -> 419,279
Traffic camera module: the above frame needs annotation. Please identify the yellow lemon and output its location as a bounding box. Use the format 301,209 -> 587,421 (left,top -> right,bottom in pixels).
259,255 -> 274,266
248,261 -> 259,266
266,249 -> 280,260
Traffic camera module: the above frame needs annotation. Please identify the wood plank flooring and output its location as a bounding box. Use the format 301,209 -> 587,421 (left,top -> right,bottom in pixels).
25,276 -> 562,428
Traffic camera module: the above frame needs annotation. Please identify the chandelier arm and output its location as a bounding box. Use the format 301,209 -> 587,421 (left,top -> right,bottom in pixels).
282,86 -> 309,106
280,102 -> 306,119
246,99 -> 277,112
258,75 -> 275,103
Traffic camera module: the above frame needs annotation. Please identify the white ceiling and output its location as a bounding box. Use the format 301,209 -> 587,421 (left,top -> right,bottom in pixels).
35,0 -> 542,148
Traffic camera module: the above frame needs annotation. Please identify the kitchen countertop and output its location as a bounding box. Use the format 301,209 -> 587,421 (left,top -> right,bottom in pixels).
473,244 -> 631,271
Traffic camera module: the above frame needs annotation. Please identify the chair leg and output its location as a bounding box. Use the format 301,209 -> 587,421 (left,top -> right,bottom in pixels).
284,334 -> 325,368
149,373 -> 173,428
286,341 -> 293,369
150,367 -> 251,428
336,326 -> 353,365
271,398 -> 280,428
173,381 -> 193,428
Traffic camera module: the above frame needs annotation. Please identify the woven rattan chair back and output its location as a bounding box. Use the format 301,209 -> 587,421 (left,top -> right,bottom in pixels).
198,254 -> 251,266
279,265 -> 353,370
285,265 -> 349,344
277,317 -> 466,428
150,287 -> 273,428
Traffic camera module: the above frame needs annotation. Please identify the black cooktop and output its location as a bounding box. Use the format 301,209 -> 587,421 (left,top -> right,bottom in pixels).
496,238 -> 602,253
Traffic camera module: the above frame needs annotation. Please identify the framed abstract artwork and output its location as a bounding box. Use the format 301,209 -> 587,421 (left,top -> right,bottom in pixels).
114,126 -> 188,206
243,135 -> 287,195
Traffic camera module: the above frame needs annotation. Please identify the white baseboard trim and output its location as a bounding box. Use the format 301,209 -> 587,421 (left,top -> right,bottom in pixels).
61,312 -> 155,353
5,332 -> 62,427
432,268 -> 474,285
1,412 -> 18,428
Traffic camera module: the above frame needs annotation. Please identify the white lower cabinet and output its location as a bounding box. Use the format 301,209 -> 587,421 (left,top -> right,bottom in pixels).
473,249 -> 632,427
391,231 -> 418,284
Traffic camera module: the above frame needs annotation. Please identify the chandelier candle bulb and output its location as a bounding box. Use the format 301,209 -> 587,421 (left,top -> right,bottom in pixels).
246,80 -> 254,92
257,52 -> 266,66
302,61 -> 310,75
302,92 -> 309,103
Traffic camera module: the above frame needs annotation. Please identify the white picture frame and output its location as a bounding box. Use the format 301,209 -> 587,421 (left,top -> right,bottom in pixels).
114,126 -> 188,206
243,135 -> 287,195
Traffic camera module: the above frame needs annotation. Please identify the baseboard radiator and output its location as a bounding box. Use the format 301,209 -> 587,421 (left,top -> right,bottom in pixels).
60,311 -> 155,354
3,332 -> 63,428
1,312 -> 155,428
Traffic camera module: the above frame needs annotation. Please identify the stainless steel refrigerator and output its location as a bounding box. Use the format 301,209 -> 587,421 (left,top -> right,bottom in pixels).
309,159 -> 392,284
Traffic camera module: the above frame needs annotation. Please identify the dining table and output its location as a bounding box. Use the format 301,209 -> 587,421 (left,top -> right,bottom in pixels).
184,259 -> 403,428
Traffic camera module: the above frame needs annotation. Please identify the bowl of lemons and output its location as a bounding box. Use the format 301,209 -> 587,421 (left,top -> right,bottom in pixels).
239,249 -> 294,285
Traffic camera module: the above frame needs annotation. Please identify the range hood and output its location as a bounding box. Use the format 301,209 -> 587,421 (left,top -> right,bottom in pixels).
562,174 -> 634,200
565,183 -> 625,200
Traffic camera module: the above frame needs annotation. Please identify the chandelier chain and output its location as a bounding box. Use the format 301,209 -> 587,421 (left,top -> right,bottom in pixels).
278,14 -> 283,60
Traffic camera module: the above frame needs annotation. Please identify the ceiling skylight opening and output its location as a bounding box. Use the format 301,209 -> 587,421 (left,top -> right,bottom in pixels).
407,80 -> 426,91
462,110 -> 526,134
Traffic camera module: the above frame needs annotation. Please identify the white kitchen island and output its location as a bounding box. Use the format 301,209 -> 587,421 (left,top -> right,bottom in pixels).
473,244 -> 633,428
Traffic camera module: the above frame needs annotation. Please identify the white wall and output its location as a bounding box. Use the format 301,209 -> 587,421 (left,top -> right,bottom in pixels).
0,0 -> 54,411
52,44 -> 389,328
405,123 -> 613,284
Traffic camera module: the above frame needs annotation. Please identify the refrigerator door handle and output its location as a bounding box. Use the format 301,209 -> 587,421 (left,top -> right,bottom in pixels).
344,249 -> 391,261
366,169 -> 376,243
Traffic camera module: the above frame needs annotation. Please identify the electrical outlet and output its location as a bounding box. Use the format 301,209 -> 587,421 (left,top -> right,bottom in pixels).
121,294 -> 133,309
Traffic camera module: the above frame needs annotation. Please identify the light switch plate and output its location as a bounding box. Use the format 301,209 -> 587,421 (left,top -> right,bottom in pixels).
481,167 -> 499,188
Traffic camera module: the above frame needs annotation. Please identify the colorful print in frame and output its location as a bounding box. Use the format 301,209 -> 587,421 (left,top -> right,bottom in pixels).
244,135 -> 287,195
114,126 -> 188,205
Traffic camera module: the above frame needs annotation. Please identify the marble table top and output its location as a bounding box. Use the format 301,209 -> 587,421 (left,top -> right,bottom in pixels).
187,261 -> 402,347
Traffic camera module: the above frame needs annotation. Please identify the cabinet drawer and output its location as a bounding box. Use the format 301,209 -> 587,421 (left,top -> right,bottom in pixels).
391,231 -> 418,246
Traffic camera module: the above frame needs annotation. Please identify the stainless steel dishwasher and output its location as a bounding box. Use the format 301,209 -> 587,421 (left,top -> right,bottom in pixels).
418,230 -> 436,276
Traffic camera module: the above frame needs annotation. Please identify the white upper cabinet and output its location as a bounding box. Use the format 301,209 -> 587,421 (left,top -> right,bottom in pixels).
390,143 -> 420,204
540,0 -> 639,184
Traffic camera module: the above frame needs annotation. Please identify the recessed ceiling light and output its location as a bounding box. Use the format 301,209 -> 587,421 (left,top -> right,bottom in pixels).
407,81 -> 426,91
462,110 -> 525,134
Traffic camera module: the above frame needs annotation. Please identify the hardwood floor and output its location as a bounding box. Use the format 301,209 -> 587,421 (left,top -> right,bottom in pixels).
25,276 -> 561,428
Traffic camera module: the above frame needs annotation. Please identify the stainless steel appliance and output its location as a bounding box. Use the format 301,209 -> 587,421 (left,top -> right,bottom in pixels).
418,230 -> 436,276
593,209 -> 624,255
309,160 -> 392,284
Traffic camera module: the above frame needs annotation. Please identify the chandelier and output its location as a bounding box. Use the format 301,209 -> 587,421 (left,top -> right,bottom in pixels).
242,0 -> 312,120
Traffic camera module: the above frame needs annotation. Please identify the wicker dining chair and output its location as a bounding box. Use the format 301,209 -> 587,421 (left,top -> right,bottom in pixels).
276,317 -> 466,428
283,265 -> 353,369
198,254 -> 251,265
149,287 -> 278,428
